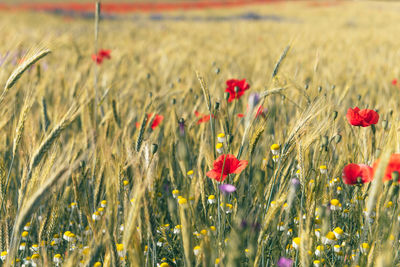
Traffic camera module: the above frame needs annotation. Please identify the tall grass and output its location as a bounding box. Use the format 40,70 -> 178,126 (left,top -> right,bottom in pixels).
0,1 -> 400,266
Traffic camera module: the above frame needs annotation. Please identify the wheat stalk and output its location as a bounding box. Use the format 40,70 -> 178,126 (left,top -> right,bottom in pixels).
1,49 -> 50,104
7,153 -> 86,264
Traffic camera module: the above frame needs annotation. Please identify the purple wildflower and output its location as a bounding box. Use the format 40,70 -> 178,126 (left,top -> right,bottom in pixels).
277,257 -> 293,267
219,184 -> 236,194
248,92 -> 260,109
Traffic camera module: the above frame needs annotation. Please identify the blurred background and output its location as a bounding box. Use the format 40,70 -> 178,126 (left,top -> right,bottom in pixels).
0,0 -> 328,14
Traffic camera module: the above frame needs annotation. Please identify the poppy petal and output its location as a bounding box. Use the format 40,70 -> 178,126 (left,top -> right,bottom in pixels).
206,170 -> 226,182
234,160 -> 248,174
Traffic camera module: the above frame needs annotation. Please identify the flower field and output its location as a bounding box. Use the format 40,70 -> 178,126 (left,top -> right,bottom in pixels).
0,1 -> 400,266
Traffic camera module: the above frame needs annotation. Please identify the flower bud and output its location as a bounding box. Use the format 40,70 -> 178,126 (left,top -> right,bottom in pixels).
228,134 -> 234,144
392,171 -> 399,182
334,134 -> 342,144
151,144 -> 158,155
332,111 -> 338,120
321,136 -> 329,147
383,120 -> 389,130
214,102 -> 220,111
224,92 -> 230,101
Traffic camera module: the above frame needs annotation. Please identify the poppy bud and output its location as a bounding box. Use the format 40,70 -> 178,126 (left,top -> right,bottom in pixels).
148,92 -> 152,98
389,109 -> 393,116
151,144 -> 158,155
392,183 -> 399,196
357,94 -> 361,101
318,86 -> 322,92
334,134 -> 342,144
383,120 -> 389,130
224,92 -> 230,101
178,118 -> 185,136
331,85 -> 336,90
189,88 -> 193,93
392,171 -> 399,182
80,160 -> 86,170
146,73 -> 151,79
281,95 -> 286,100
194,94 -> 199,100
371,124 -> 376,134
228,134 -> 234,144
177,77 -> 181,83
171,98 -> 176,105
215,68 -> 220,74
169,83 -> 174,89
305,84 -> 309,90
214,102 -> 220,111
234,86 -> 240,93
333,111 -> 338,120
322,136 -> 329,147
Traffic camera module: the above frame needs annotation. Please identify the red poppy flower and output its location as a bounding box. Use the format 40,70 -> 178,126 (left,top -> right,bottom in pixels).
346,107 -> 379,127
135,113 -> 164,130
206,154 -> 248,182
237,113 -> 244,118
92,54 -> 103,65
392,79 -> 398,86
342,163 -> 373,185
92,49 -> 111,65
150,114 -> 163,129
195,111 -> 214,124
99,49 -> 111,59
372,153 -> 400,182
225,79 -> 250,102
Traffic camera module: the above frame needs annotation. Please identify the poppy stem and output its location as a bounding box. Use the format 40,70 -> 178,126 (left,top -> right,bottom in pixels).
225,97 -> 231,137
217,155 -> 228,246
371,124 -> 376,156
232,97 -> 237,134
91,1 -> 101,210
209,107 -> 216,158
217,186 -> 221,243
